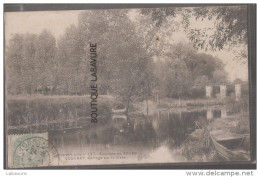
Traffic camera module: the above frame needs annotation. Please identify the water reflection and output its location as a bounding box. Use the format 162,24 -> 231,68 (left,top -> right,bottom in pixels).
49,107 -> 228,163
7,100 -> 228,163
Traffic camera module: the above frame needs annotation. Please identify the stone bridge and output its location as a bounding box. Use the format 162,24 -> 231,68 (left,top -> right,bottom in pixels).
194,83 -> 242,100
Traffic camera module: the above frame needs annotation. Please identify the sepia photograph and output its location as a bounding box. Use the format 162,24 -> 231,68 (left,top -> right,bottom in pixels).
4,4 -> 255,168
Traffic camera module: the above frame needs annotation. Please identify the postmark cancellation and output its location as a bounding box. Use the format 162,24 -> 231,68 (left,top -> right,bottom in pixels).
7,133 -> 59,168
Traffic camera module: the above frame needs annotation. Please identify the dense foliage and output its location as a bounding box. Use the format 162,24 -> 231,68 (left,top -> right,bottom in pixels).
6,7 -> 246,101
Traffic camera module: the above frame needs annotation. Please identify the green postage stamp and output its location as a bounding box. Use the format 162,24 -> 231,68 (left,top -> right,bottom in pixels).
8,133 -> 59,168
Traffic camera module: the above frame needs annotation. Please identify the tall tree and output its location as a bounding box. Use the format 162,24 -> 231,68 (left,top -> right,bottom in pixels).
6,33 -> 38,94
153,42 -> 227,98
6,30 -> 57,95
35,30 -> 57,93
78,10 -> 153,111
58,25 -> 86,95
6,34 -> 26,94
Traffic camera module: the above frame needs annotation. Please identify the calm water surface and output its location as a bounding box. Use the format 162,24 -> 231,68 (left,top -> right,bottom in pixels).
7,100 -> 227,164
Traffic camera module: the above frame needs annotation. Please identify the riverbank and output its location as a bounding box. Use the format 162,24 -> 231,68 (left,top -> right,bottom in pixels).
7,94 -> 227,111
182,111 -> 250,162
157,98 -> 226,108
134,98 -> 226,115
207,112 -> 250,135
6,94 -> 114,101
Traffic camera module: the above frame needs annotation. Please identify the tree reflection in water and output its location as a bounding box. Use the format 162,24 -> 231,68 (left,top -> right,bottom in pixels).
8,100 -> 216,161
50,110 -> 207,155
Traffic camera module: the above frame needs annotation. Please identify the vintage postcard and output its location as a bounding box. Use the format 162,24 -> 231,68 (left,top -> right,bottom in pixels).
4,5 -> 253,168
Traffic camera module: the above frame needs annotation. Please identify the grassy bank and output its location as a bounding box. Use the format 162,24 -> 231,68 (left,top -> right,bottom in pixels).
6,94 -> 116,128
157,98 -> 226,109
181,97 -> 250,162
6,94 -> 114,104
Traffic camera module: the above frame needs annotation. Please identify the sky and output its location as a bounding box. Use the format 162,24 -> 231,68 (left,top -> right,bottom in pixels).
5,8 -> 248,82
5,10 -> 83,43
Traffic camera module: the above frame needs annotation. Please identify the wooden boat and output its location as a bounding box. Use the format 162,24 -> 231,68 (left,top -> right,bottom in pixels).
210,130 -> 250,161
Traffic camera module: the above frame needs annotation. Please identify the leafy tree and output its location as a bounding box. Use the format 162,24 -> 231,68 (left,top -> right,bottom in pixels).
6,30 -> 57,95
141,6 -> 248,60
188,6 -> 247,51
35,30 -> 57,94
140,7 -> 178,27
211,70 -> 227,83
153,42 -> 227,98
6,34 -> 27,94
58,25 -> 86,95
78,10 -> 153,111
6,33 -> 38,94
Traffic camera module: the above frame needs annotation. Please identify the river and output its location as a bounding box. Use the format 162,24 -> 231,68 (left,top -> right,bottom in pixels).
7,98 -> 228,165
